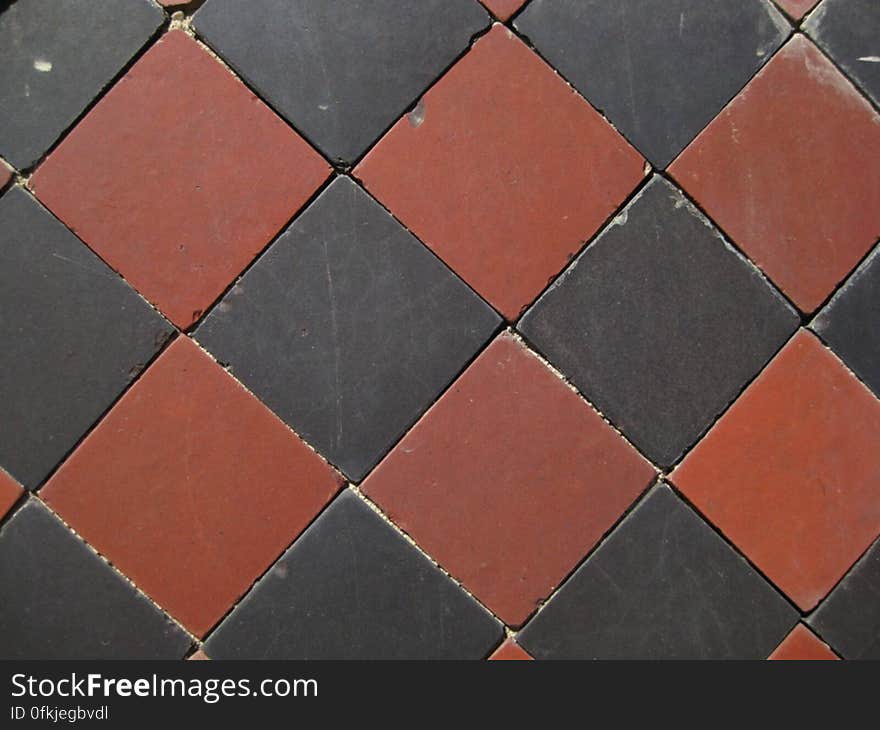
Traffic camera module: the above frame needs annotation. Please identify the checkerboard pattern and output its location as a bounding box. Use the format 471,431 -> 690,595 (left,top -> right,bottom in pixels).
1,0 -> 878,660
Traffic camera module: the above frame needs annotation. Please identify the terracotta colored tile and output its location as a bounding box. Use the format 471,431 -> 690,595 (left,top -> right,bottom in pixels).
362,332 -> 655,627
0,162 -> 12,190
489,639 -> 533,660
805,0 -> 880,107
669,36 -> 880,313
481,0 -> 527,21
204,491 -> 503,659
515,0 -> 789,168
809,537 -> 880,659
672,330 -> 880,611
194,0 -> 489,164
41,337 -> 343,637
31,31 -> 330,329
0,500 -> 190,659
0,0 -> 163,169
775,1 -> 820,21
0,469 -> 23,521
357,25 -> 645,320
518,486 -> 797,659
768,624 -> 838,660
188,649 -> 211,661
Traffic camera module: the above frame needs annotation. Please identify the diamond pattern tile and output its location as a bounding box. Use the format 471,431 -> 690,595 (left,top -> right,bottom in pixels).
775,1 -> 820,22
515,0 -> 789,168
488,639 -> 533,660
0,469 -> 23,522
805,0 -> 880,106
517,485 -> 798,659
193,0 -> 490,165
196,177 -> 500,481
204,490 -> 503,659
358,24 -> 646,320
520,176 -> 798,467
808,537 -> 880,659
812,245 -> 880,398
480,0 -> 528,21
670,35 -> 880,313
41,337 -> 344,637
768,624 -> 838,660
673,330 -> 880,611
0,188 -> 173,489
363,332 -> 655,626
0,0 -> 163,169
2,2 -> 879,660
31,31 -> 330,329
0,499 -> 190,659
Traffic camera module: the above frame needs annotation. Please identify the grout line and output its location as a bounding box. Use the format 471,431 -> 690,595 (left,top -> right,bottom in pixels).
29,329 -> 179,495
514,477 -> 662,633
349,485 -> 509,627
14,15 -> 171,177
9,494 -> 199,656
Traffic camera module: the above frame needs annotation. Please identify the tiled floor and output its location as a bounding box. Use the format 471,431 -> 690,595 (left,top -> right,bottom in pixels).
0,0 -> 877,661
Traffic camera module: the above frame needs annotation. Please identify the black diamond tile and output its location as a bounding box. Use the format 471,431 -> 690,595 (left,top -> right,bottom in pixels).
517,485 -> 798,659
204,490 -> 503,659
515,0 -> 789,168
0,499 -> 190,659
0,0 -> 163,169
519,176 -> 798,467
809,538 -> 880,659
811,244 -> 880,397
193,0 -> 489,165
805,0 -> 880,107
196,177 -> 499,481
0,188 -> 174,488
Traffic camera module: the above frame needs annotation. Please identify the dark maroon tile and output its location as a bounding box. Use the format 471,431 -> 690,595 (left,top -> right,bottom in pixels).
362,332 -> 654,626
768,624 -> 838,660
31,31 -> 330,329
42,337 -> 343,638
673,331 -> 880,611
357,24 -> 645,320
669,35 -> 880,312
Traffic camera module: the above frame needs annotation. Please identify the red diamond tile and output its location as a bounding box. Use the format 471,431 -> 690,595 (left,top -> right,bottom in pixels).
669,35 -> 880,313
768,624 -> 838,660
0,468 -> 23,521
362,332 -> 655,626
31,31 -> 330,329
356,24 -> 646,320
0,161 -> 11,190
41,336 -> 343,637
489,638 -> 533,660
481,0 -> 527,21
774,1 -> 819,21
672,330 -> 880,610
